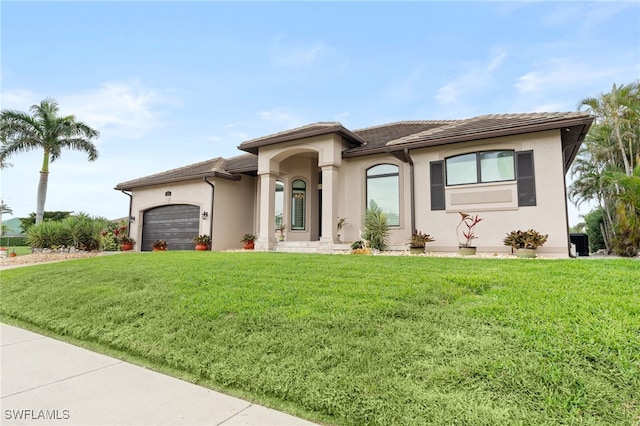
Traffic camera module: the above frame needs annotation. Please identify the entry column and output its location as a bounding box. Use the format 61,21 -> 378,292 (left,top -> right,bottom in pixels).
320,165 -> 338,244
256,172 -> 277,251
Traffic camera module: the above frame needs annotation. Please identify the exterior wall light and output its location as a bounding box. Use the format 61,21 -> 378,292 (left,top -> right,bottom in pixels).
202,211 -> 209,220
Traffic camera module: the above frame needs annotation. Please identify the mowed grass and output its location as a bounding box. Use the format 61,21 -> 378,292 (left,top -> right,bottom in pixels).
1,252 -> 638,425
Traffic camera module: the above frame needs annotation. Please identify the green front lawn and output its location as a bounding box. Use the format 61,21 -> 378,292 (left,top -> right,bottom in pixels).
1,252 -> 638,425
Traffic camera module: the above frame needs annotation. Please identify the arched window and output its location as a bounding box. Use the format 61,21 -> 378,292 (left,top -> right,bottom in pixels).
291,179 -> 306,230
366,164 -> 400,226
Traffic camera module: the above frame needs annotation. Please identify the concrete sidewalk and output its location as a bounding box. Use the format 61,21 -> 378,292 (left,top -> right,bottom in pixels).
1,324 -> 318,425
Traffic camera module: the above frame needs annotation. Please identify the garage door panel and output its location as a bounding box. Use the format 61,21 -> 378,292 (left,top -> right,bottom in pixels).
142,204 -> 200,251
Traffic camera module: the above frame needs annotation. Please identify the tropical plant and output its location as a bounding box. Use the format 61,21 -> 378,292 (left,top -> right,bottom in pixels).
240,233 -> 257,242
0,98 -> 99,224
19,211 -> 72,231
408,230 -> 435,248
503,229 -> 548,249
582,208 -> 607,253
571,81 -> 640,255
337,217 -> 347,232
152,240 -> 168,250
363,201 -> 389,251
603,162 -> 640,256
193,234 -> 211,247
0,199 -> 12,240
275,223 -> 286,240
350,240 -> 366,250
456,212 -> 482,247
26,213 -> 106,250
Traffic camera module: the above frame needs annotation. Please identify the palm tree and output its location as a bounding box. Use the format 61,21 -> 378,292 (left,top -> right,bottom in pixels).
579,82 -> 640,177
0,199 -> 12,240
0,98 -> 99,224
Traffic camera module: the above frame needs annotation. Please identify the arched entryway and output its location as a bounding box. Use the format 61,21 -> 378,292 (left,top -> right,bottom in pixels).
141,204 -> 200,251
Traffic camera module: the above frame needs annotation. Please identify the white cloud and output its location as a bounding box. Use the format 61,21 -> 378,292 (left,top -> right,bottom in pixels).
435,48 -> 508,105
514,58 -> 629,95
60,81 -> 181,140
1,81 -> 181,142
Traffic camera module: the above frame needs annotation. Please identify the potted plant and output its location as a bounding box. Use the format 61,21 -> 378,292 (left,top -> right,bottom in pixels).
152,240 -> 168,251
276,223 -> 286,241
241,233 -> 256,250
456,212 -> 482,255
337,217 -> 347,241
119,236 -> 135,251
503,229 -> 548,258
408,229 -> 435,254
9,249 -> 17,258
193,235 -> 211,251
350,239 -> 371,255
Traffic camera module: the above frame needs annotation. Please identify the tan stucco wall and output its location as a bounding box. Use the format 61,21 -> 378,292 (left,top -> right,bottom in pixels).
410,130 -> 570,256
125,129 -> 570,256
127,176 -> 256,251
339,153 -> 412,248
211,176 -> 256,250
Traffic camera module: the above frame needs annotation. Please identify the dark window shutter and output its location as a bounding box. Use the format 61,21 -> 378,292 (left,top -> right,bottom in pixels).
516,151 -> 536,206
430,161 -> 445,210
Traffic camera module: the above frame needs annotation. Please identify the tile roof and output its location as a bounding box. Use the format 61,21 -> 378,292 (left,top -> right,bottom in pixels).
345,121 -> 456,156
115,157 -> 239,190
115,112 -> 593,190
385,112 -> 593,148
238,122 -> 365,155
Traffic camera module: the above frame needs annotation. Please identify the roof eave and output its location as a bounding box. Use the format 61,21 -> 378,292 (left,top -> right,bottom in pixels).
238,126 -> 366,155
114,171 -> 241,191
386,116 -> 595,153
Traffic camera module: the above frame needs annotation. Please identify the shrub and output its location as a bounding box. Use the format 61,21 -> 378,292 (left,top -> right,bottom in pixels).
27,213 -> 108,250
503,229 -> 548,249
583,208 -> 606,253
363,202 -> 389,251
409,230 -> 435,248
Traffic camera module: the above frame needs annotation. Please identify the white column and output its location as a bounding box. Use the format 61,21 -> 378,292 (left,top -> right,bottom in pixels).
256,172 -> 277,251
320,165 -> 338,243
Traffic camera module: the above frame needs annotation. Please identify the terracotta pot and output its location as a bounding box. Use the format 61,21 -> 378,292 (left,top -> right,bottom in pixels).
9,252 -> 17,257
121,243 -> 133,251
152,248 -> 167,252
243,241 -> 255,250
195,244 -> 208,251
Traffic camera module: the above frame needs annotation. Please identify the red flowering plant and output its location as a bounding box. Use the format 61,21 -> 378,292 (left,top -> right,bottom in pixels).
456,212 -> 482,248
101,221 -> 134,251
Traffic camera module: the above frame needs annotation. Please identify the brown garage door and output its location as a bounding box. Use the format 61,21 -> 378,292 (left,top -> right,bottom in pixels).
142,204 -> 200,251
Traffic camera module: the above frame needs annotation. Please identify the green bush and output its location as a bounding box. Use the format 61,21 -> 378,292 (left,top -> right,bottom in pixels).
0,236 -> 28,246
583,208 -> 606,253
26,214 -> 108,250
363,201 -> 389,250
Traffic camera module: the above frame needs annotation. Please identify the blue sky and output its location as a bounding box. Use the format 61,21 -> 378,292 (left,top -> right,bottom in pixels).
1,1 -> 639,226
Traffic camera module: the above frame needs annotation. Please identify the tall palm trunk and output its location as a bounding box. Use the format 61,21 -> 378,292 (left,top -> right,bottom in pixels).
613,118 -> 632,176
36,172 -> 49,225
35,151 -> 50,225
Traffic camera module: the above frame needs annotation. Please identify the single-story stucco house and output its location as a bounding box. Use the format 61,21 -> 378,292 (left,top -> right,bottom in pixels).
115,112 -> 593,257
